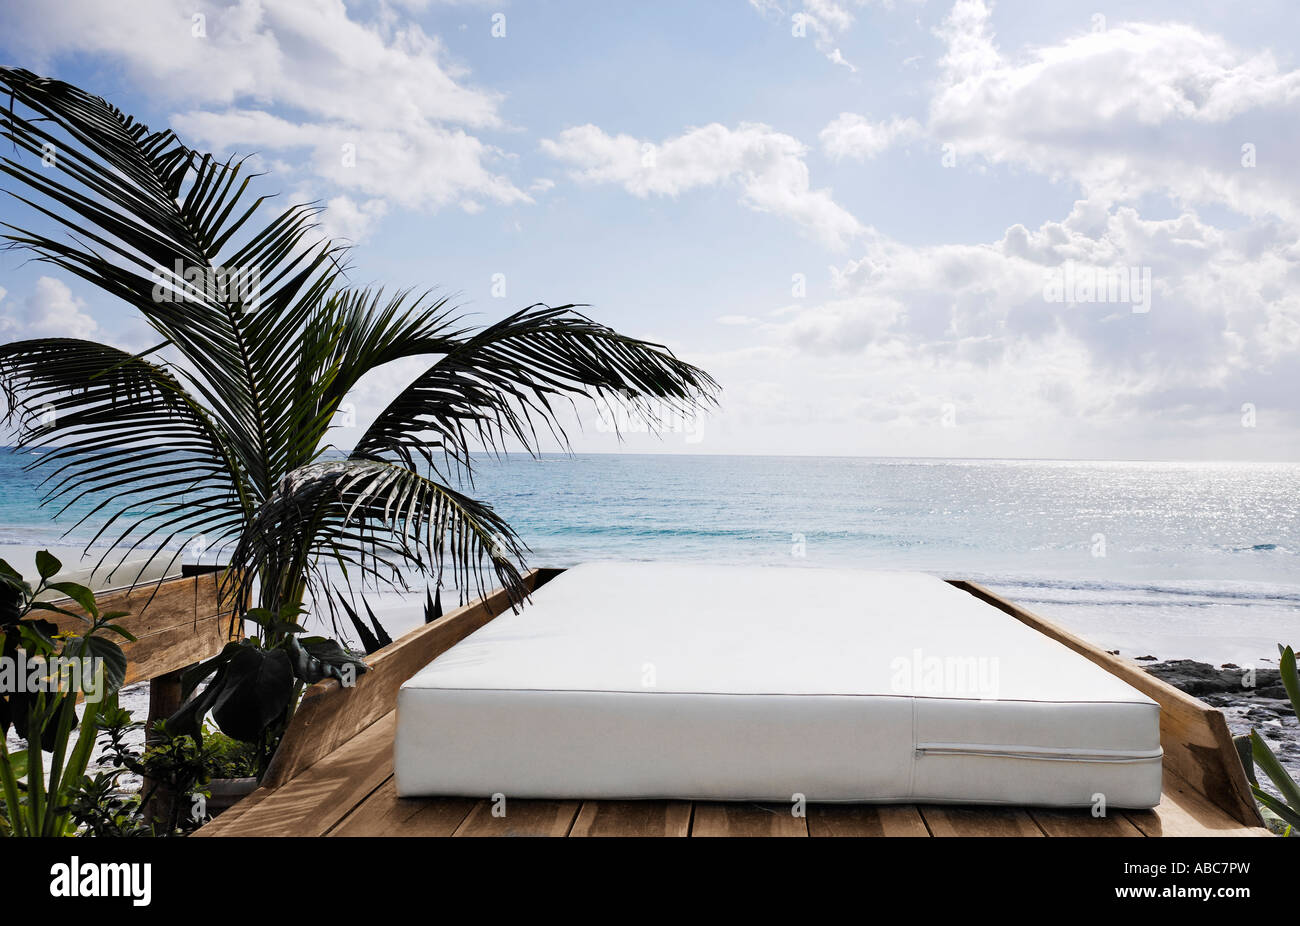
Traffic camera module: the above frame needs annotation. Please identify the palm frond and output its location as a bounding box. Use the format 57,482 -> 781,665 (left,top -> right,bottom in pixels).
0,66 -> 346,501
0,338 -> 245,580
228,459 -> 528,623
352,303 -> 719,477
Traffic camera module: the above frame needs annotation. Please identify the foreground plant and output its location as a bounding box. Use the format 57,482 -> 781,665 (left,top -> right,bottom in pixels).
1235,644 -> 1300,836
0,551 -> 134,837
74,702 -> 260,837
0,68 -> 718,758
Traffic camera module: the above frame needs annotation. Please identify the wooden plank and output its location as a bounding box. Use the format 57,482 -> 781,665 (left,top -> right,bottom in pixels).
949,580 -> 1265,829
329,779 -> 477,837
452,798 -> 580,837
146,668 -> 184,746
569,801 -> 692,837
807,804 -> 930,837
194,778 -> 275,833
691,802 -> 808,837
29,571 -> 237,683
1123,772 -> 1273,837
38,570 -> 235,636
195,712 -> 396,837
919,805 -> 1044,837
118,613 -> 229,687
261,568 -> 559,788
1028,808 -> 1145,837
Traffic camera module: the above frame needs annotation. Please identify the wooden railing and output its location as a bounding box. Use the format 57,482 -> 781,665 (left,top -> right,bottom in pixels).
30,569 -> 239,737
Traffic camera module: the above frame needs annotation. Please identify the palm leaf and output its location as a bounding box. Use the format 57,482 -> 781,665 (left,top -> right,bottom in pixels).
228,459 -> 528,625
0,338 -> 244,580
353,303 -> 718,478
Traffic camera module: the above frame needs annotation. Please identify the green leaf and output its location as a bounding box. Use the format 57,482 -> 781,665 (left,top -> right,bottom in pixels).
83,636 -> 128,698
33,550 -> 61,580
16,620 -> 58,655
1233,733 -> 1257,787
46,581 -> 98,618
243,608 -> 306,637
100,623 -> 138,643
1249,730 -> 1300,812
210,646 -> 294,743
1277,645 -> 1299,715
180,642 -> 240,701
26,601 -> 89,623
1252,785 -> 1300,830
6,749 -> 29,780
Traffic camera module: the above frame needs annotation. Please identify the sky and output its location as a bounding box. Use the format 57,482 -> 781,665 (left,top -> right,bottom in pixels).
0,0 -> 1297,461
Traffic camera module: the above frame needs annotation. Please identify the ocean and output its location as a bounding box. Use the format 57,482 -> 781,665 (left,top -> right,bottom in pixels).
1,451 -> 1297,666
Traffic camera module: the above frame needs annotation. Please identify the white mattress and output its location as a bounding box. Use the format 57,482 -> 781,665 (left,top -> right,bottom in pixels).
395,563 -> 1162,807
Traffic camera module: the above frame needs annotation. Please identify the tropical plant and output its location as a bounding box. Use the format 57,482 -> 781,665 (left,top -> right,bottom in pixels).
72,701 -> 260,837
0,68 -> 718,763
0,550 -> 135,836
1235,644 -> 1300,836
68,693 -> 151,837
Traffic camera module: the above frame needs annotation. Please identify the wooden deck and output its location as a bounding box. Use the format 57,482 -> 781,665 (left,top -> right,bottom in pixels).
196,709 -> 1267,837
196,569 -> 1271,838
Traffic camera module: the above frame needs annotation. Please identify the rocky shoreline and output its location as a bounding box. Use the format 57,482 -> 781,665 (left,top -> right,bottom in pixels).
1141,658 -> 1299,784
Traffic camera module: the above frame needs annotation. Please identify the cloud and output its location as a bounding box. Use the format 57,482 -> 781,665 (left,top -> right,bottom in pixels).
820,113 -> 923,160
749,0 -> 923,72
313,194 -> 391,245
929,0 -> 1300,218
717,195 -> 1300,450
172,109 -> 530,213
1,0 -> 529,219
733,1 -> 1300,451
750,0 -> 861,70
0,277 -> 100,339
541,122 -> 865,249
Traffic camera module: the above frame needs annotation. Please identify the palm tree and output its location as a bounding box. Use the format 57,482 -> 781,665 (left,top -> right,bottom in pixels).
0,68 -> 717,759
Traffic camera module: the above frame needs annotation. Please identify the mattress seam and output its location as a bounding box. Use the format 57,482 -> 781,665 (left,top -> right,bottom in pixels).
400,685 -> 1158,706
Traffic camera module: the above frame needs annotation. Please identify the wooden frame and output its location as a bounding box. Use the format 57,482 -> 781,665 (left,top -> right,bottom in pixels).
30,570 -> 238,733
196,570 -> 1271,838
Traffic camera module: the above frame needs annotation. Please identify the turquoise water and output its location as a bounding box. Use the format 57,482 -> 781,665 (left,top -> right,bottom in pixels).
2,450 -> 1297,663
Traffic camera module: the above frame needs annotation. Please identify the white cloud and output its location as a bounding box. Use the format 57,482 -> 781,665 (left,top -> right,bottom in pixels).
929,0 -> 1300,218
820,112 -> 923,160
715,2 -> 1300,454
750,0 -> 923,72
0,277 -> 100,340
708,195 -> 1300,455
750,0 -> 861,70
172,109 -> 529,213
2,0 -> 529,219
313,194 -> 391,244
541,122 -> 864,249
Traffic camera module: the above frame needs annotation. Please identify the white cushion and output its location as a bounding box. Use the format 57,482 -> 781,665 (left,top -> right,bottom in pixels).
395,563 -> 1162,807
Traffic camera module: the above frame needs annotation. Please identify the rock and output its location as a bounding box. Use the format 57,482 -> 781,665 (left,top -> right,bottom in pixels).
1142,658 -> 1281,697
1142,657 -> 1299,785
1135,655 -> 1157,661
